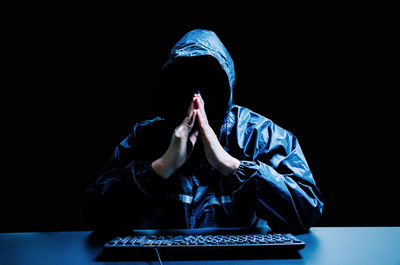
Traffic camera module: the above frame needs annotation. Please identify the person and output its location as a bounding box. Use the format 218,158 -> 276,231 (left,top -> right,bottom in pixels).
85,29 -> 323,233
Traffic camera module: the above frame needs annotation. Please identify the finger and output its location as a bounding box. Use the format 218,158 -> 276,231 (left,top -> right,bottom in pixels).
185,109 -> 197,129
194,96 -> 200,110
194,97 -> 203,112
196,108 -> 206,129
189,129 -> 199,146
186,96 -> 196,116
197,93 -> 204,106
195,98 -> 207,121
198,95 -> 206,111
196,108 -> 202,127
186,129 -> 198,155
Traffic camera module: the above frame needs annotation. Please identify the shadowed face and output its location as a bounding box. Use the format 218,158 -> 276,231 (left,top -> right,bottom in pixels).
155,56 -> 230,132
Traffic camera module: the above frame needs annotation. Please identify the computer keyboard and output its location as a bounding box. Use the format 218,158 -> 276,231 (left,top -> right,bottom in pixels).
104,233 -> 305,250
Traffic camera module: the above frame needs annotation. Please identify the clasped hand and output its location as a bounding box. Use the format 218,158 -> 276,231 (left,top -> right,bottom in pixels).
152,94 -> 240,179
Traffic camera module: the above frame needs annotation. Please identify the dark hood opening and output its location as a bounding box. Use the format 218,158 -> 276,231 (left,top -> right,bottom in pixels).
154,55 -> 231,133
152,29 -> 235,136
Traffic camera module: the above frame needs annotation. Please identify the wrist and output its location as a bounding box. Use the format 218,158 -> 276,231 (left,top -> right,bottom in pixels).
151,157 -> 176,179
200,124 -> 219,148
218,155 -> 241,176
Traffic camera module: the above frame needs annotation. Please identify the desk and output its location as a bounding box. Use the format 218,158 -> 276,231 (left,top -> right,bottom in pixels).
1,227 -> 399,265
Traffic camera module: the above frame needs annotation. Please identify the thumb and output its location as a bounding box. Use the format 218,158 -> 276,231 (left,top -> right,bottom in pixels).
189,129 -> 199,147
183,109 -> 197,130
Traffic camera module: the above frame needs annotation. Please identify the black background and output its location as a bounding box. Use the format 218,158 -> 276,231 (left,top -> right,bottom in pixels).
2,6 -> 398,232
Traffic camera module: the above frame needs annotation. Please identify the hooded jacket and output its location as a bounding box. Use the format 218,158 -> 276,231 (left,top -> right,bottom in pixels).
85,29 -> 323,233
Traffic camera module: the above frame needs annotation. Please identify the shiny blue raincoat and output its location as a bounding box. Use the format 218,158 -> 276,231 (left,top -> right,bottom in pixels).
86,29 -> 323,233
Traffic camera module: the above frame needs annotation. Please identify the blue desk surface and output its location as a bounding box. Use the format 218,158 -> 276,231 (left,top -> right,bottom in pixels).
1,227 -> 399,265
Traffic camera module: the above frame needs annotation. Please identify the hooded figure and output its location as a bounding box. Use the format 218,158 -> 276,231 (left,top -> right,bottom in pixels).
85,29 -> 323,233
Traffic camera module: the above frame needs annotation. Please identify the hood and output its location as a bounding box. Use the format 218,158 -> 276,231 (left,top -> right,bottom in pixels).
154,29 -> 235,133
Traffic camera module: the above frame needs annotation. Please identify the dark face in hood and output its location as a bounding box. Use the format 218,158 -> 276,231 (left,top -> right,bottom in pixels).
154,29 -> 235,134
154,56 -> 230,132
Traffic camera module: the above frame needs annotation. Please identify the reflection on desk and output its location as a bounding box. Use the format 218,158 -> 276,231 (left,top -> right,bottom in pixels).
0,227 -> 399,265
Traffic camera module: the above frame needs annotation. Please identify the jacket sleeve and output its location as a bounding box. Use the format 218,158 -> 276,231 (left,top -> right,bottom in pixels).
85,119 -> 165,229
229,118 -> 323,233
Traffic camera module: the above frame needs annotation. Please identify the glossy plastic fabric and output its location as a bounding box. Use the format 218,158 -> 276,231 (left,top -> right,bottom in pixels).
85,29 -> 323,233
